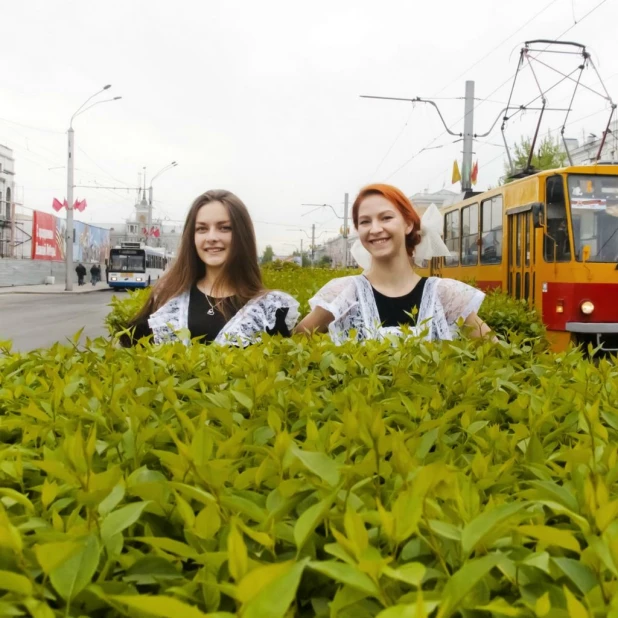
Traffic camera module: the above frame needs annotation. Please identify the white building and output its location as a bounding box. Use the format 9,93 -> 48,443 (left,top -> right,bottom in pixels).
565,120 -> 618,165
0,144 -> 16,257
104,192 -> 183,258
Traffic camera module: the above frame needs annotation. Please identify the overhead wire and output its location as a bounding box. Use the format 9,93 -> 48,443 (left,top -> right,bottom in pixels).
386,0 -> 612,185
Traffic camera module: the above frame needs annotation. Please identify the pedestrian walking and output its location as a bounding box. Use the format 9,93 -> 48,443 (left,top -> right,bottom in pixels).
75,263 -> 86,287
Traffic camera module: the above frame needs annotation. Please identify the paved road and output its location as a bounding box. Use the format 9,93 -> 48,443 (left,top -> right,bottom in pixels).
0,289 -> 124,352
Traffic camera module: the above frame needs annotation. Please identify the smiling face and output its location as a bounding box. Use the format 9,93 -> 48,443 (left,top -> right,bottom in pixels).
357,194 -> 414,262
194,201 -> 233,269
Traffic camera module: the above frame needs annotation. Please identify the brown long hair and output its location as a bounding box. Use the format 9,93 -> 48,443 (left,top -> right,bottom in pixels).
352,183 -> 422,257
131,189 -> 264,329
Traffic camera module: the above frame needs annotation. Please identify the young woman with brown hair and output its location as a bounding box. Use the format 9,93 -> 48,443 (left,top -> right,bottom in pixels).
124,190 -> 299,346
295,183 -> 493,343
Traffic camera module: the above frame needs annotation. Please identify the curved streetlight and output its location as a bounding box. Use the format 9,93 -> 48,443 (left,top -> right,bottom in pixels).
301,192 -> 350,266
65,85 -> 121,291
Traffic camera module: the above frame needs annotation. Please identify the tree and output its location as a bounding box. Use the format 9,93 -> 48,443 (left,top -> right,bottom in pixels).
503,133 -> 567,183
261,245 -> 274,264
292,250 -> 311,267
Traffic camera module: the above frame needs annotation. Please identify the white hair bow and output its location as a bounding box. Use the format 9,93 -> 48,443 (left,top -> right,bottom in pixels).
350,203 -> 451,270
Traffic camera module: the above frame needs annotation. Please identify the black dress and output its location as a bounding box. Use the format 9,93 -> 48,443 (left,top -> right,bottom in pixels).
372,277 -> 427,328
129,285 -> 290,344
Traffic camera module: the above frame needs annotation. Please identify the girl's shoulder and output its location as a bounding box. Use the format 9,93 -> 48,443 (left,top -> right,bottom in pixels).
426,276 -> 485,321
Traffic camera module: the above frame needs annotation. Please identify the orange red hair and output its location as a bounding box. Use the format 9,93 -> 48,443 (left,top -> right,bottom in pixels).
352,183 -> 422,256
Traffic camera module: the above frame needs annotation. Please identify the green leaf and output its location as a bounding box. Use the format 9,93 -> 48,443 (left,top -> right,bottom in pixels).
377,602 -> 440,618
461,502 -> 526,556
294,495 -> 334,550
133,536 -> 200,559
0,570 -> 33,596
109,594 -> 209,618
100,501 -> 150,543
241,559 -> 308,618
518,525 -> 580,553
231,390 -> 253,410
437,554 -> 501,618
292,447 -> 341,486
382,563 -> 426,588
0,488 -> 35,512
309,561 -> 381,598
123,556 -> 182,585
35,541 -> 82,574
552,558 -> 596,594
49,535 -> 100,602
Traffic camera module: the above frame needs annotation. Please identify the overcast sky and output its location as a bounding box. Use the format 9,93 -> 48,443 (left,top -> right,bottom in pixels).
3,0 -> 617,254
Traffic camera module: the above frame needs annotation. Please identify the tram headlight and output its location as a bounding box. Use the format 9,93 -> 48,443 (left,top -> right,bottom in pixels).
110,276 -> 117,281
135,277 -> 143,282
580,301 -> 595,315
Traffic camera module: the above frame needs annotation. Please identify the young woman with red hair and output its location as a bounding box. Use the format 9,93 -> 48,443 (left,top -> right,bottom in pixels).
295,184 -> 493,342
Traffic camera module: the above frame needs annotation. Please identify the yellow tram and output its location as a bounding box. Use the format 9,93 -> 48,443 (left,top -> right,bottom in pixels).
418,165 -> 618,352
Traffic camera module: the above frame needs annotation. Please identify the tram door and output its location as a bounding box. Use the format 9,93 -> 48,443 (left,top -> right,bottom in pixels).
507,210 -> 535,304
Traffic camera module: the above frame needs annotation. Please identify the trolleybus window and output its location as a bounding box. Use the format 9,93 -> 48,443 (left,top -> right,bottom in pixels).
544,176 -> 571,262
568,174 -> 618,263
110,250 -> 145,272
480,195 -> 503,265
461,203 -> 479,266
444,210 -> 460,267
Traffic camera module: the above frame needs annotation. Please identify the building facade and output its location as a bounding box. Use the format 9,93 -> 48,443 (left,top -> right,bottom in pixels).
0,144 -> 16,258
106,194 -> 182,258
566,120 -> 618,165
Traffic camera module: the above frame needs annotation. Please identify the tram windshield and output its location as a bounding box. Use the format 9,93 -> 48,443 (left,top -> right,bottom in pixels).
567,174 -> 618,262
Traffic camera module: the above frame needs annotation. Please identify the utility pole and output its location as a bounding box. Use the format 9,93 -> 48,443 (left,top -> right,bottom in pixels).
302,193 -> 350,267
461,81 -> 475,192
64,85 -> 121,291
360,82 -> 476,194
342,192 -> 349,268
66,126 -> 75,290
300,238 -> 303,266
311,223 -> 316,267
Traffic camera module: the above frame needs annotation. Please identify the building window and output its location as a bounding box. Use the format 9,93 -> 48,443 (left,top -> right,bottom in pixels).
480,195 -> 503,264
444,210 -> 460,267
461,203 -> 479,266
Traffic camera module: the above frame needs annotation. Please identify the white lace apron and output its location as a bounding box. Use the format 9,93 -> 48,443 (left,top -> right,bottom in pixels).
147,290 -> 300,346
308,275 -> 485,344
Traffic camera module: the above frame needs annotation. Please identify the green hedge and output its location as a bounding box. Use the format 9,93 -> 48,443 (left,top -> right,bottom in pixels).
0,334 -> 617,616
105,268 -> 545,345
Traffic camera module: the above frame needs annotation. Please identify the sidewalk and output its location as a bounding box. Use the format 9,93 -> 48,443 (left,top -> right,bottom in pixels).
0,283 -> 112,295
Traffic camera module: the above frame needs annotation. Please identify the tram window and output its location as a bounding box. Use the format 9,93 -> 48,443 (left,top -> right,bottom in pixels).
544,176 -> 571,262
461,204 -> 479,266
444,210 -> 460,267
480,196 -> 503,264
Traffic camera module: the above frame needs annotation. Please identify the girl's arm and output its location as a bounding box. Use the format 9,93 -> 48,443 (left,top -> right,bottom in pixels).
294,306 -> 335,335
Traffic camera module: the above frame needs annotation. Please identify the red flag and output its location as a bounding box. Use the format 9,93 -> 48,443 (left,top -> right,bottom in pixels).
52,198 -> 64,212
471,161 -> 479,185
152,227 -> 160,238
73,199 -> 87,212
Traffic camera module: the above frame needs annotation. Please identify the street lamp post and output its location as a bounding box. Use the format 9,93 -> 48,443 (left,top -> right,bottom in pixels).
147,162 -> 178,246
301,193 -> 349,267
65,85 -> 121,291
